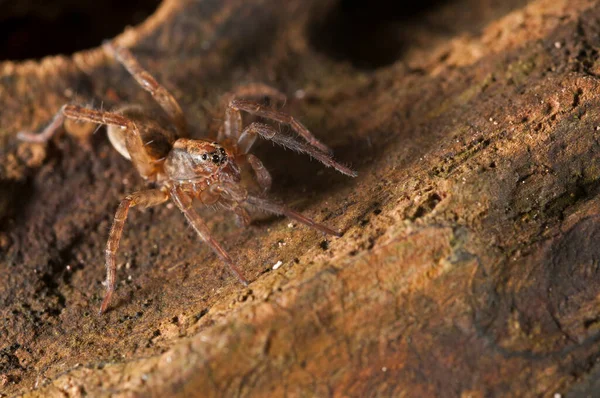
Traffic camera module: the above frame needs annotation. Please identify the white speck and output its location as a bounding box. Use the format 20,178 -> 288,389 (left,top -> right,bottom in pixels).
287,223 -> 294,228
273,260 -> 283,270
127,275 -> 133,281
554,41 -> 562,49
125,261 -> 131,270
596,126 -> 600,131
382,367 -> 387,372
166,356 -> 173,364
278,240 -> 286,247
66,265 -> 72,271
166,203 -> 174,210
554,394 -> 561,398
294,89 -> 306,99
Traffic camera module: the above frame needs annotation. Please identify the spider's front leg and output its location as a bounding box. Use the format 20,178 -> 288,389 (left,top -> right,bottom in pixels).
229,98 -> 331,153
245,194 -> 342,237
217,83 -> 286,142
238,122 -> 357,177
169,186 -> 249,286
101,189 -> 169,314
209,182 -> 343,237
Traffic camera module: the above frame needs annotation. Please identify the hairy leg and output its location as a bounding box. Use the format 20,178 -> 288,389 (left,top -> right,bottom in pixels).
232,205 -> 251,227
217,83 -> 286,142
17,105 -> 67,143
100,189 -> 169,314
229,98 -> 331,153
245,194 -> 342,237
223,83 -> 287,105
208,182 -> 343,236
67,105 -> 159,179
169,187 -> 249,286
246,154 -> 272,192
239,122 -> 357,177
103,43 -> 188,136
18,104 -> 160,179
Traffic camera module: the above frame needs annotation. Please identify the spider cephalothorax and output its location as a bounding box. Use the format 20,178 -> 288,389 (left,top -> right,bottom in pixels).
18,43 -> 356,314
165,139 -> 231,180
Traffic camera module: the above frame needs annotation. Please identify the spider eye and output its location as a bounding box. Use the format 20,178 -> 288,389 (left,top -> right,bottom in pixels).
202,154 -> 208,161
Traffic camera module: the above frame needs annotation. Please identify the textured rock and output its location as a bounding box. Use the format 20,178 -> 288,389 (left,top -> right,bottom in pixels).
2,0 -> 600,396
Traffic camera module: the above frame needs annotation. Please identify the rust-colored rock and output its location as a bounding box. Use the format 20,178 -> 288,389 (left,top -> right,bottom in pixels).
2,0 -> 600,396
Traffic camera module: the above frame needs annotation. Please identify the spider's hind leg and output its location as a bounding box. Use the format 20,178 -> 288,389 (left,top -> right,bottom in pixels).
103,43 -> 188,137
17,105 -> 68,143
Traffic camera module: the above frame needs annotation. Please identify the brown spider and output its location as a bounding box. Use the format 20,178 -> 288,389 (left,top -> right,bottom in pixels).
18,43 -> 356,314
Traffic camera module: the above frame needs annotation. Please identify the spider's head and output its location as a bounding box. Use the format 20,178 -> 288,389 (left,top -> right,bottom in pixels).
165,139 -> 230,180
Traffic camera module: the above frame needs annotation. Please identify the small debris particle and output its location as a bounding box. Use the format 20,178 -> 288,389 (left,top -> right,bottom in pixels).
320,240 -> 329,250
382,367 -> 387,372
287,222 -> 294,228
273,260 -> 283,270
554,41 -> 562,49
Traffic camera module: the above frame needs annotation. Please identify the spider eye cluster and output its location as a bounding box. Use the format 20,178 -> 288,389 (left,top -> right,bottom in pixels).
201,146 -> 228,165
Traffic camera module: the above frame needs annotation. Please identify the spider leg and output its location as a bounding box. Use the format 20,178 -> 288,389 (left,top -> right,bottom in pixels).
217,84 -> 286,142
232,205 -> 252,227
246,194 -> 343,237
208,182 -> 343,237
69,105 -> 160,179
230,98 -> 331,153
223,83 -> 287,105
246,153 -> 272,192
17,105 -> 67,143
169,187 -> 249,286
103,43 -> 188,137
100,189 -> 169,314
239,122 -> 357,177
19,104 -> 159,179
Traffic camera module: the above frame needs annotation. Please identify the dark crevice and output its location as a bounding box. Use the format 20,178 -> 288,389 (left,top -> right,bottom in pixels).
308,0 -> 531,70
309,0 -> 452,70
0,0 -> 161,60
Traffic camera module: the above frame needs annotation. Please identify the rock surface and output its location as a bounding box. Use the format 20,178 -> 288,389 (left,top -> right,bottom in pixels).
2,0 -> 600,396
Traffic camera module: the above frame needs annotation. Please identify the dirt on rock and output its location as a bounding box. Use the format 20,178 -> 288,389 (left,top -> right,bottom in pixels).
2,0 -> 600,396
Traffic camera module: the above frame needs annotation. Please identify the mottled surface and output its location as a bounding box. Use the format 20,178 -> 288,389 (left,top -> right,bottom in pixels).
2,0 -> 600,396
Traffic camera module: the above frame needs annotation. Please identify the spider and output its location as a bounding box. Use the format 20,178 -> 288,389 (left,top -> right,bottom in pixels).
18,43 -> 356,314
